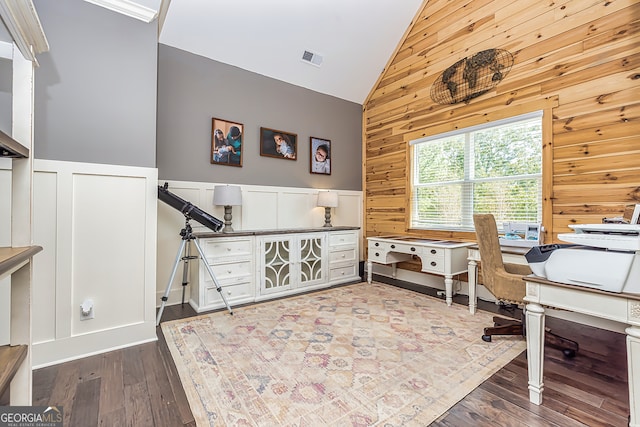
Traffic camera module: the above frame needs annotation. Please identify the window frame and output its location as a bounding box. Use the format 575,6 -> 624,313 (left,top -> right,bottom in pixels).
409,111 -> 544,232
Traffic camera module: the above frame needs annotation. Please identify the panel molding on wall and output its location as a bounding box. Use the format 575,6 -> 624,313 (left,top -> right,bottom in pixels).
31,159 -> 158,368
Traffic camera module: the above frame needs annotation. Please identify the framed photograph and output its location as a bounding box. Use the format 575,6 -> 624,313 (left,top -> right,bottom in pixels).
211,118 -> 243,167
310,136 -> 331,175
260,127 -> 297,160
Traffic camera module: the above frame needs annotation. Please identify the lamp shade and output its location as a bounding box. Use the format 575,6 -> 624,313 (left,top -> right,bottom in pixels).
317,191 -> 338,208
213,185 -> 242,206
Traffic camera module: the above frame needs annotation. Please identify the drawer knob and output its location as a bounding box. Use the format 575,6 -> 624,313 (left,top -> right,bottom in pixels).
430,261 -> 437,267
430,249 -> 436,254
391,244 -> 396,249
375,252 -> 379,257
341,254 -> 346,258
375,242 -> 379,247
411,247 -> 416,252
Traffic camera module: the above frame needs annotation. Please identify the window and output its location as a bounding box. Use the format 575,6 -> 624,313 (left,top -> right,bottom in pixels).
410,111 -> 542,231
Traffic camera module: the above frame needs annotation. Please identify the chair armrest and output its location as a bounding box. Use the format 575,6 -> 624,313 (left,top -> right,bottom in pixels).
504,262 -> 532,276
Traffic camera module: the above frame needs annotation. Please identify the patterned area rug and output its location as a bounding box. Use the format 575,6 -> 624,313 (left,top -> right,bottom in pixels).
161,282 -> 526,426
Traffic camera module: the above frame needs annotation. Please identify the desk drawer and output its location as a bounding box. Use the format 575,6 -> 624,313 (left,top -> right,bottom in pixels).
421,247 -> 445,258
368,240 -> 420,255
419,256 -> 445,274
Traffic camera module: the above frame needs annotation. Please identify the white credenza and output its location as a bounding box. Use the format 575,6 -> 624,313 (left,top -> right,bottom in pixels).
190,227 -> 360,312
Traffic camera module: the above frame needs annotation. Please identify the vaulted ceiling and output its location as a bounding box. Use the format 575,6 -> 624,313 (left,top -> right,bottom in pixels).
88,0 -> 425,104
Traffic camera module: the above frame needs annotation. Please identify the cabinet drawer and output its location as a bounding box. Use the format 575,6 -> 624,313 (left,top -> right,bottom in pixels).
329,231 -> 358,247
203,260 -> 252,283
329,248 -> 356,264
329,264 -> 358,281
204,281 -> 254,305
201,238 -> 252,258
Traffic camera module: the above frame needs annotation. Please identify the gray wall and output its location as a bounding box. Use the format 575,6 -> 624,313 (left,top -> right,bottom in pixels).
33,0 -> 157,168
157,45 -> 363,191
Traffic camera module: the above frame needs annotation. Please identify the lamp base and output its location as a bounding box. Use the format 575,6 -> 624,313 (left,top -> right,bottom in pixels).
323,207 -> 333,227
222,205 -> 234,233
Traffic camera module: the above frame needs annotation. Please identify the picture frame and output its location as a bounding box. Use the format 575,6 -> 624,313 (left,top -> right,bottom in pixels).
211,118 -> 243,167
310,136 -> 331,175
260,127 -> 297,160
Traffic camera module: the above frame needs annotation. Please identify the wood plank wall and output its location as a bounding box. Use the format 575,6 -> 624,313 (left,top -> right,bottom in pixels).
363,0 -> 640,257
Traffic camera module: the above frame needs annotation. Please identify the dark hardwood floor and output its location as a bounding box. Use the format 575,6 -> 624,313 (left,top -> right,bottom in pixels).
30,281 -> 630,427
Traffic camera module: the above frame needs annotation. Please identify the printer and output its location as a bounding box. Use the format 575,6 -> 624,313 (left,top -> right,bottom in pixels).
525,224 -> 640,294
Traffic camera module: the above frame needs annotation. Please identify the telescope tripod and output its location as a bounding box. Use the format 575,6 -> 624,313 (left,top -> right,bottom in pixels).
156,217 -> 233,326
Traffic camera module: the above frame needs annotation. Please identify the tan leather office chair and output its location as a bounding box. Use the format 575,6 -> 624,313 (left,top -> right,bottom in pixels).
473,213 -> 579,358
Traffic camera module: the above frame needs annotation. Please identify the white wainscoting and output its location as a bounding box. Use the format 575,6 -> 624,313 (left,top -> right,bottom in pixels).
157,180 -> 364,307
31,160 -> 158,368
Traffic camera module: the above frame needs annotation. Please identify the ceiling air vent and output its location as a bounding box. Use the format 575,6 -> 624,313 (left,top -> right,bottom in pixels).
301,50 -> 323,67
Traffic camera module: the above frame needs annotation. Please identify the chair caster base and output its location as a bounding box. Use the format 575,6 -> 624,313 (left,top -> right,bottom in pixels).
482,335 -> 492,343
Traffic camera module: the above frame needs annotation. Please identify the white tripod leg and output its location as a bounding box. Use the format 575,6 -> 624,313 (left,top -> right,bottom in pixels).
156,239 -> 187,326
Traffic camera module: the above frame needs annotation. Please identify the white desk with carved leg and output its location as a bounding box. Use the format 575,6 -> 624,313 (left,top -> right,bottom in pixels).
524,275 -> 640,426
467,245 -> 529,314
367,236 -> 473,307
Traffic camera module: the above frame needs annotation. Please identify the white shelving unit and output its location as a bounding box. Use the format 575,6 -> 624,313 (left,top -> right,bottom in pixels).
0,1 -> 48,403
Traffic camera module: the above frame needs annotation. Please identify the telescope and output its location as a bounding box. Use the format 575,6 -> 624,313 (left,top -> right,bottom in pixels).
156,182 -> 232,325
158,182 -> 223,232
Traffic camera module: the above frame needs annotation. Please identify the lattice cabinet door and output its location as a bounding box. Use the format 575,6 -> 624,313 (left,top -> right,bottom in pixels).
259,236 -> 292,295
297,234 -> 325,288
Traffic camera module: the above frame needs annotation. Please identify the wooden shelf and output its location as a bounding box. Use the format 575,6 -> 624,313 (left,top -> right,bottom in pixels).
0,345 -> 28,397
0,246 -> 43,281
0,130 -> 28,158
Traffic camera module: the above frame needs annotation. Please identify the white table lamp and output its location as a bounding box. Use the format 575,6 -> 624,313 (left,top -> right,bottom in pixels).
213,185 -> 242,233
317,190 -> 338,227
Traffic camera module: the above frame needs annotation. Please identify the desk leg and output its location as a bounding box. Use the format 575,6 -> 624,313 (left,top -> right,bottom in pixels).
444,275 -> 453,306
392,262 -> 397,279
367,261 -> 372,284
526,303 -> 546,405
468,259 -> 477,314
626,326 -> 640,427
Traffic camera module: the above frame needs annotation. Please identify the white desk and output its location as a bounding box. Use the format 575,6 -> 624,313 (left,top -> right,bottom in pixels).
367,236 -> 473,306
467,245 -> 529,314
524,275 -> 640,426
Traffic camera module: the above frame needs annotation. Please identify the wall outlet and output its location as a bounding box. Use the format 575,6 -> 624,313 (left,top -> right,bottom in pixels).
80,299 -> 94,320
